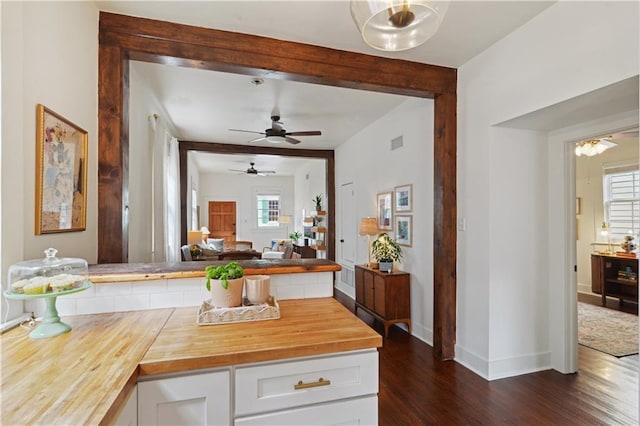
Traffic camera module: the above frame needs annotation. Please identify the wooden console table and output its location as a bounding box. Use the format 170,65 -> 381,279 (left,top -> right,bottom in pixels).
591,253 -> 638,306
354,264 -> 411,337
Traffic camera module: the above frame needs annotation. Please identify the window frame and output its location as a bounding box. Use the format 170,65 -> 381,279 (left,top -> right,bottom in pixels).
255,191 -> 282,229
603,164 -> 639,240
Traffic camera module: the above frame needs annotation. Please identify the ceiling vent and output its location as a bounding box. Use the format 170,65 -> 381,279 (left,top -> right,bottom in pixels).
391,136 -> 403,151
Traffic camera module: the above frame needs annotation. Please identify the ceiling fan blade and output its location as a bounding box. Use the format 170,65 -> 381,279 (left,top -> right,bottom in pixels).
257,170 -> 276,174
229,129 -> 266,135
248,136 -> 269,143
286,131 -> 321,136
284,136 -> 301,144
228,168 -> 247,173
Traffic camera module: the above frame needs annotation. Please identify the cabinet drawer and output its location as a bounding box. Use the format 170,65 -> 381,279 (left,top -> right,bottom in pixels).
235,350 -> 378,416
235,395 -> 377,425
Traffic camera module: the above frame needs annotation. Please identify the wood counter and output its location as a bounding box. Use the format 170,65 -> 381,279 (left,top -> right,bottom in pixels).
89,259 -> 341,283
1,298 -> 380,425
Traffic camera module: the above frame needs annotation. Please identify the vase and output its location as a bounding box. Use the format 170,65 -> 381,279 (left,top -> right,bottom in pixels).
244,275 -> 271,305
209,277 -> 244,308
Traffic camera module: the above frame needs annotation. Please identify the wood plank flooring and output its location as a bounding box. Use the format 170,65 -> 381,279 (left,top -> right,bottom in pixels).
334,290 -> 639,425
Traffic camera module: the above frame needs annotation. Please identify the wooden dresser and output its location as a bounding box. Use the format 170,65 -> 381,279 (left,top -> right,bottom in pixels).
591,253 -> 638,306
354,264 -> 411,337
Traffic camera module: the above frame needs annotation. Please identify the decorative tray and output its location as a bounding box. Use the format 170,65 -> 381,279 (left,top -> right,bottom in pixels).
197,296 -> 280,325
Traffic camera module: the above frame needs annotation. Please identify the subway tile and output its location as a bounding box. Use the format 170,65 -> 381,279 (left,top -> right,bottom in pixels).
131,280 -> 168,294
77,297 -> 115,315
168,277 -> 203,292
96,282 -> 133,296
150,292 -> 184,309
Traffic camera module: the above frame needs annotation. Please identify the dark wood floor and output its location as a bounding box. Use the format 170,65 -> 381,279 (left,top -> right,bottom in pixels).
335,290 -> 639,425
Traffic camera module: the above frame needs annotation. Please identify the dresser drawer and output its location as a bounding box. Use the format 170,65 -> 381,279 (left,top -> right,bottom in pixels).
235,350 -> 378,416
235,395 -> 377,425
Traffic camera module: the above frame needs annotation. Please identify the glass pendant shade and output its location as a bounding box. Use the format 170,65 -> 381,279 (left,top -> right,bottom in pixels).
350,0 -> 449,51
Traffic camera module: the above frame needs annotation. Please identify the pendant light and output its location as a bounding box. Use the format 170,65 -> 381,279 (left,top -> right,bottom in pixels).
350,0 -> 450,51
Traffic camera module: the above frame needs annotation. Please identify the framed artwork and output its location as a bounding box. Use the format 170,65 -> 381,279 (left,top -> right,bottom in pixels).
35,104 -> 88,234
377,191 -> 393,231
396,215 -> 412,246
394,184 -> 413,213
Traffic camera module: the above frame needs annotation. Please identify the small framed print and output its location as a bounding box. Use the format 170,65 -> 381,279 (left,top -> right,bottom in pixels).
35,104 -> 88,234
394,184 -> 412,213
377,191 -> 393,231
396,215 -> 412,247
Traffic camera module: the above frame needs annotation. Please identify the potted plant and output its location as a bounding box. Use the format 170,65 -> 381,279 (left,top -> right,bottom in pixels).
313,194 -> 323,212
289,231 -> 303,243
371,233 -> 403,273
205,261 -> 245,307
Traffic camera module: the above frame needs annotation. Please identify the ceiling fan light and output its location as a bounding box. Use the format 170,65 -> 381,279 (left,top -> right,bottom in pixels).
350,0 -> 449,51
265,135 -> 287,143
574,138 -> 617,157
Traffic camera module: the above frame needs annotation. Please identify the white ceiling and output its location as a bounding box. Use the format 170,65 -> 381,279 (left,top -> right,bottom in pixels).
99,1 -> 556,173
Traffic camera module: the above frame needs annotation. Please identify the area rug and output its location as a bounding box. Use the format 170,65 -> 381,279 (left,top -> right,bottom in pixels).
578,302 -> 639,357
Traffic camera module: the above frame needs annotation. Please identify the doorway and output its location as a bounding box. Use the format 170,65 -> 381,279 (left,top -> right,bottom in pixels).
209,201 -> 236,243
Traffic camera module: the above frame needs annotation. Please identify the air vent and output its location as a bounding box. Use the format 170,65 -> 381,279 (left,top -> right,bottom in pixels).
391,136 -> 403,151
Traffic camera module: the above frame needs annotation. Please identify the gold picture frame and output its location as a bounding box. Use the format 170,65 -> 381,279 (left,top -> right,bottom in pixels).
35,104 -> 88,234
394,184 -> 413,213
396,215 -> 412,246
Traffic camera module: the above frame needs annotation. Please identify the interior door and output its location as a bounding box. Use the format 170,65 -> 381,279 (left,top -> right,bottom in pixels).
339,182 -> 356,266
209,201 -> 236,243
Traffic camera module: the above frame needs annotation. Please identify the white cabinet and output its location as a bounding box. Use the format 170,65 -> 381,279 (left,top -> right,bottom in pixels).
136,350 -> 378,426
235,396 -> 377,425
138,370 -> 230,426
235,350 -> 378,424
113,385 -> 138,426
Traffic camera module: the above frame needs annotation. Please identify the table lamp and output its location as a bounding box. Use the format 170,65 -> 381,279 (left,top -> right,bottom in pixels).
187,230 -> 203,259
359,217 -> 379,267
280,215 -> 291,238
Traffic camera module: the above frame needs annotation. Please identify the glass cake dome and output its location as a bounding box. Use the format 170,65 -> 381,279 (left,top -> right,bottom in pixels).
7,247 -> 89,295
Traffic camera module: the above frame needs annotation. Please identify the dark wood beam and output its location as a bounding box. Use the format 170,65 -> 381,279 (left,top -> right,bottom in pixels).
98,11 -> 457,359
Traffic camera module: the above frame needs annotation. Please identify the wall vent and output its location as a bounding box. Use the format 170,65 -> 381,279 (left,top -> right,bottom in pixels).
341,267 -> 355,287
391,136 -> 403,151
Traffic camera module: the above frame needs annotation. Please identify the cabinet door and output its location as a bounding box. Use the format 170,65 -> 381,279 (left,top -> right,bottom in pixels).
363,271 -> 375,310
355,267 -> 364,304
374,275 -> 386,317
138,371 -> 230,426
591,254 -> 602,294
235,396 -> 377,426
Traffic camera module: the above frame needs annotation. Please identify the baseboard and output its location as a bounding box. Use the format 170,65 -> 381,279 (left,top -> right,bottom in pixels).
334,281 -> 354,299
577,283 -> 592,293
455,345 -> 551,381
410,322 -> 433,347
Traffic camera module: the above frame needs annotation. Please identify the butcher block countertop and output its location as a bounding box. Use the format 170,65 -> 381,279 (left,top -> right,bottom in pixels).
1,298 -> 381,425
89,259 -> 341,283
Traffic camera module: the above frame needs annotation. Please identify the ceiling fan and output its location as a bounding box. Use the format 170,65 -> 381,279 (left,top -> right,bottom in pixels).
229,162 -> 276,176
229,114 -> 322,145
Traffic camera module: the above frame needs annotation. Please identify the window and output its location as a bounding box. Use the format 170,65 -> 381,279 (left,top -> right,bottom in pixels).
604,167 -> 639,239
256,194 -> 280,227
191,187 -> 198,230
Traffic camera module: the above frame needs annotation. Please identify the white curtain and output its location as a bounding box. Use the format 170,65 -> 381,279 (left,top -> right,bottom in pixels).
164,135 -> 180,262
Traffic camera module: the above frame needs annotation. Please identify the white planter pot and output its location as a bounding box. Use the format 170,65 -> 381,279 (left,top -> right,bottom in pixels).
210,277 -> 244,308
379,261 -> 393,273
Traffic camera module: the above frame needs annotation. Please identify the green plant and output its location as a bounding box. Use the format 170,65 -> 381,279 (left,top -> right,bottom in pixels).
205,261 -> 244,291
313,194 -> 323,211
371,233 -> 403,262
289,231 -> 303,240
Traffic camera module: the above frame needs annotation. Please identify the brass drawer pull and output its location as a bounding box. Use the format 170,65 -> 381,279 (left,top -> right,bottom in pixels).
294,377 -> 331,390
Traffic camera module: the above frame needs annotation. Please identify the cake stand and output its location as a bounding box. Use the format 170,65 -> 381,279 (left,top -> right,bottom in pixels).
4,281 -> 92,338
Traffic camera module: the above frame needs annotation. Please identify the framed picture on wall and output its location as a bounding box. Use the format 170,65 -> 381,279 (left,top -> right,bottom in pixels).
377,191 -> 393,231
396,215 -> 412,246
35,104 -> 88,234
394,184 -> 413,213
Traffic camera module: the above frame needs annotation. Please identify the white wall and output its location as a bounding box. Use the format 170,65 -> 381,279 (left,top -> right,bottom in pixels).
576,139 -> 639,292
293,159 -> 327,238
198,172 -> 294,250
458,1 -> 639,379
335,97 -> 434,343
1,1 -> 98,322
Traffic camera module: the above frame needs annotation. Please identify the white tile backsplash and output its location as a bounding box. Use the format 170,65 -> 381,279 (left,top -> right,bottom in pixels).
33,272 -> 335,318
